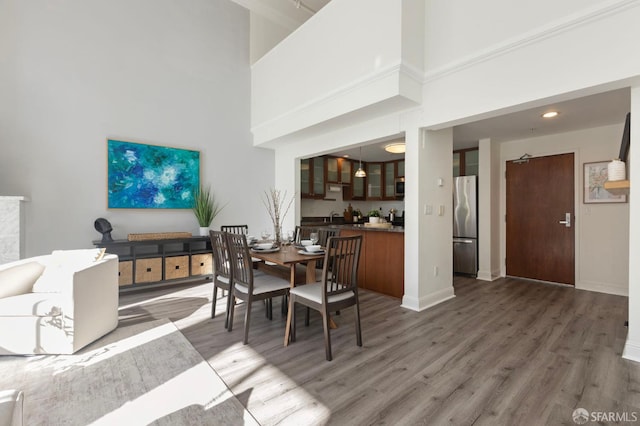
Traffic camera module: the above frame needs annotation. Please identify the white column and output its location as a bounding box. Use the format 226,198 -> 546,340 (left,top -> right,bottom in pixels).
402,127 -> 455,311
0,196 -> 28,264
477,138 -> 501,281
274,150 -> 299,233
624,86 -> 640,362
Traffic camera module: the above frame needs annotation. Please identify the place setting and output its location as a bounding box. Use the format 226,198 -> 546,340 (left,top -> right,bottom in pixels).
250,230 -> 280,253
297,232 -> 325,255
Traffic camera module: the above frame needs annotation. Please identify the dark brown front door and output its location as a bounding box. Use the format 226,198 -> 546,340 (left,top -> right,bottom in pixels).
506,153 -> 575,285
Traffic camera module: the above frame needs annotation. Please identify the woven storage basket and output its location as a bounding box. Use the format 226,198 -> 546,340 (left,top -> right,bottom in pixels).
127,232 -> 192,241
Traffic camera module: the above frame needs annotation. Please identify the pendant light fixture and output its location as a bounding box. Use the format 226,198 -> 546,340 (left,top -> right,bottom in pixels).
355,147 -> 366,178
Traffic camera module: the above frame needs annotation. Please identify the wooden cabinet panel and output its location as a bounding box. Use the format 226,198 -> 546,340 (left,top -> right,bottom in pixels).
384,162 -> 395,199
301,157 -> 325,199
118,261 -> 133,286
326,157 -> 339,183
453,148 -> 478,176
397,160 -> 405,177
135,258 -> 162,283
165,256 -> 189,280
366,163 -> 382,199
340,158 -> 352,185
338,229 -> 404,298
364,232 -> 404,298
191,253 -> 213,276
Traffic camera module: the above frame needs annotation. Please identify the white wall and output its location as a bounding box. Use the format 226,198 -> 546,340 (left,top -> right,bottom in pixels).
0,0 -> 275,256
623,84 -> 640,362
251,0 -> 424,145
500,123 -> 630,296
424,0 -> 606,71
421,1 -> 640,130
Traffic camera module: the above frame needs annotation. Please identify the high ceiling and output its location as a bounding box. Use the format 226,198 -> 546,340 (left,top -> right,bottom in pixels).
230,0 -> 331,30
233,1 -> 631,162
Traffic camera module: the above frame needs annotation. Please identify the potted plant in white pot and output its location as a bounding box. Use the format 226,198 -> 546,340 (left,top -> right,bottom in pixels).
368,209 -> 381,224
192,185 -> 223,236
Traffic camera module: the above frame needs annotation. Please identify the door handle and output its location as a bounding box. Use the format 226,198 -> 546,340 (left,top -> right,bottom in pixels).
453,239 -> 474,244
559,213 -> 571,228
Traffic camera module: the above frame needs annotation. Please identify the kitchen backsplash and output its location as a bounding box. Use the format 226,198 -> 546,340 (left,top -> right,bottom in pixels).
301,194 -> 404,218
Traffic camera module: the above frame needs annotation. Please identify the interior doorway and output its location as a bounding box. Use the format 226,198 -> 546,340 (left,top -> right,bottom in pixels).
506,153 -> 575,285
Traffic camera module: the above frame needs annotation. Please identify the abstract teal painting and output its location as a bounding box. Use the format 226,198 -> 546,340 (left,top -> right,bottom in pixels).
107,139 -> 200,209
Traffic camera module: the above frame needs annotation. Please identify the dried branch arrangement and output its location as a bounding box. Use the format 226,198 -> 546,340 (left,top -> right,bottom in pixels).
262,188 -> 295,244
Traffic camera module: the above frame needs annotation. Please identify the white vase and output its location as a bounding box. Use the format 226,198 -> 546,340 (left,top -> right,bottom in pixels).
369,217 -> 380,224
198,227 -> 210,236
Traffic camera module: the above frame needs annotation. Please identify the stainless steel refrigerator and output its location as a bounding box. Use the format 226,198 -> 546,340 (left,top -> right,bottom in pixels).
453,176 -> 478,276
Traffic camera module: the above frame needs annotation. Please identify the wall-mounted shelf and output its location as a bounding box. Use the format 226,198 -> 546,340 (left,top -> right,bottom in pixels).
604,180 -> 630,196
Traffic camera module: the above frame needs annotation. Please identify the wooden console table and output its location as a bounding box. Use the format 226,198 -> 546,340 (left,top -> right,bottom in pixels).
93,236 -> 213,292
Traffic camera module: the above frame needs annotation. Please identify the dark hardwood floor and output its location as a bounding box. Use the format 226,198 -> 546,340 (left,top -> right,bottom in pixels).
118,276 -> 638,425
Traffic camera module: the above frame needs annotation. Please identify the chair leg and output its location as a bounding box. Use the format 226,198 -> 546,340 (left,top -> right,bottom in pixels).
211,285 -> 218,319
224,289 -> 232,329
243,299 -> 252,344
290,298 -> 297,342
355,302 -> 362,347
281,294 -> 287,316
227,294 -> 235,332
322,308 -> 332,361
268,298 -> 273,321
305,307 -> 310,326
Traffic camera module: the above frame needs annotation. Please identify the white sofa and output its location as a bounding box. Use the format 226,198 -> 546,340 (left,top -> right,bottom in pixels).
0,250 -> 119,355
0,390 -> 23,426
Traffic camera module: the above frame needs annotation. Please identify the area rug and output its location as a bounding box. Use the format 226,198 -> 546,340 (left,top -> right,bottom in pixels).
0,319 -> 257,425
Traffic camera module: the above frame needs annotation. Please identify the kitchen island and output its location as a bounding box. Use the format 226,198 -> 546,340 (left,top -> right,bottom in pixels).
323,224 -> 404,298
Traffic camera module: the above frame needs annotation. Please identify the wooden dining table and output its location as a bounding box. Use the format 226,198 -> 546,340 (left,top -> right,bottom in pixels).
248,244 -> 326,346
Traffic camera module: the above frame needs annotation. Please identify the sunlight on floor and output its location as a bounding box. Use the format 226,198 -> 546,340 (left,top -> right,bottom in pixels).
47,321 -> 175,375
210,342 -> 332,424
90,360 -> 257,425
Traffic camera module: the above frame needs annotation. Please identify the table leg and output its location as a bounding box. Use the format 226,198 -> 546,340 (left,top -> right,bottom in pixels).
284,264 -> 296,346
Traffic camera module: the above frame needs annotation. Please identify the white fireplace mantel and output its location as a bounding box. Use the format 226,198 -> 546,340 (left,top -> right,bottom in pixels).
0,196 -> 29,264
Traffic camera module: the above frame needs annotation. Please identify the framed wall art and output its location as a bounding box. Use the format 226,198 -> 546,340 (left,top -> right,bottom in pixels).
107,139 -> 200,209
583,161 -> 627,204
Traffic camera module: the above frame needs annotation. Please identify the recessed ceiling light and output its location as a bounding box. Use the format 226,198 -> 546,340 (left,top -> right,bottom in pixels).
384,142 -> 406,154
343,154 -> 350,158
542,111 -> 559,118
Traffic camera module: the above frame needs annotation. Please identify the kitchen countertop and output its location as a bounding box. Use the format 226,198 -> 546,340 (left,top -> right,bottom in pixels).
325,224 -> 404,233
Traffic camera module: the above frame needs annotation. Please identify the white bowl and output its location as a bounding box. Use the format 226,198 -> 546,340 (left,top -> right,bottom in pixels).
305,245 -> 322,252
300,240 -> 312,246
256,243 -> 273,250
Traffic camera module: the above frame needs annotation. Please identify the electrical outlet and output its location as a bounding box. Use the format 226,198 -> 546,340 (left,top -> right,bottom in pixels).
424,205 -> 433,215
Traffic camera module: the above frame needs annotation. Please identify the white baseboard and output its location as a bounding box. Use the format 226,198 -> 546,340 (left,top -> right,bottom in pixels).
476,269 -> 501,281
401,286 -> 455,312
576,280 -> 628,297
623,339 -> 640,363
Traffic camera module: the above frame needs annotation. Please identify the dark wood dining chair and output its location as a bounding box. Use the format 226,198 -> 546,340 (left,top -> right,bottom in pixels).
315,227 -> 339,269
288,235 -> 363,361
226,232 -> 290,344
221,225 -> 249,235
209,230 -> 233,328
294,225 -> 316,244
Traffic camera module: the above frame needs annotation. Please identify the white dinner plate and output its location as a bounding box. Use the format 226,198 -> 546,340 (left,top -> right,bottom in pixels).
298,250 -> 325,256
251,247 -> 280,253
